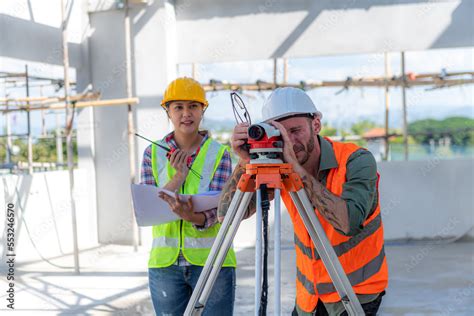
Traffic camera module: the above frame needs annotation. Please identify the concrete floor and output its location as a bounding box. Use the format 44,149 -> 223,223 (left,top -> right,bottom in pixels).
0,241 -> 472,315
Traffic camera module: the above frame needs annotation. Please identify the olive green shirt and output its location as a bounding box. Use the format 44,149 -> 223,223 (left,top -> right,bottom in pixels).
316,135 -> 378,237
296,136 -> 380,316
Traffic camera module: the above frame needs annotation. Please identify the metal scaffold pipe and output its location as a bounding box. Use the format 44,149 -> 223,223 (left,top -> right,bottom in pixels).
61,0 -> 80,274
401,52 -> 409,161
124,0 -> 140,251
384,52 -> 391,161
25,65 -> 33,174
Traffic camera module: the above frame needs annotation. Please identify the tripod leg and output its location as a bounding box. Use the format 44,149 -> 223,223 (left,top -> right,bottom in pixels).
255,189 -> 262,316
184,189 -> 245,316
184,190 -> 254,316
289,190 -> 364,316
199,191 -> 253,304
274,188 -> 281,316
258,185 -> 271,316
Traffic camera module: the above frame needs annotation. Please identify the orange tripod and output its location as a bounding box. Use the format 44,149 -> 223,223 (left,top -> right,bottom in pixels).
184,163 -> 364,316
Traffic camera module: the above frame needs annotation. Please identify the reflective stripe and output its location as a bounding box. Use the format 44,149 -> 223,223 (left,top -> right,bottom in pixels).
154,143 -> 171,187
315,214 -> 382,260
152,236 -> 179,248
294,234 -> 313,260
198,141 -> 221,192
297,267 -> 316,295
151,143 -> 160,186
184,237 -> 216,249
316,246 -> 386,294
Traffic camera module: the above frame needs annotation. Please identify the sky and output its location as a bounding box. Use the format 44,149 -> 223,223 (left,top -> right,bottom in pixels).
1,47 -> 473,137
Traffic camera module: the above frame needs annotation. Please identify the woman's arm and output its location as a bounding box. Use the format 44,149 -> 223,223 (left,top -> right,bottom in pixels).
140,145 -> 157,185
162,149 -> 191,191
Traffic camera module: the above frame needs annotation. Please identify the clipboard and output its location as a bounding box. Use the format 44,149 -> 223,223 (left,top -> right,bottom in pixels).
131,184 -> 221,226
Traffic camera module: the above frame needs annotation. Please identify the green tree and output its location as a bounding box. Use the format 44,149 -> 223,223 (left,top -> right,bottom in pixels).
408,117 -> 474,147
442,117 -> 474,146
408,119 -> 442,145
0,130 -> 77,166
408,116 -> 474,155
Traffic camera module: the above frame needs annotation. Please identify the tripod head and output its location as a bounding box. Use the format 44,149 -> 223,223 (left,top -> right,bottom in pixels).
247,122 -> 284,164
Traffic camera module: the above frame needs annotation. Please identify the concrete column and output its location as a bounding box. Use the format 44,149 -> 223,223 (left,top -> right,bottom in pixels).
76,0 -> 98,246
133,0 -> 177,246
85,1 -> 175,244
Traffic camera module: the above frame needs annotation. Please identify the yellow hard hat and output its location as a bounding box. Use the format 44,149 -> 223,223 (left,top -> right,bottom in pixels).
161,77 -> 208,110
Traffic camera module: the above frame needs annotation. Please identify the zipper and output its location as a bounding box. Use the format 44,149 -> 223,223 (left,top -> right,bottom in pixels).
179,219 -> 183,251
179,180 -> 185,252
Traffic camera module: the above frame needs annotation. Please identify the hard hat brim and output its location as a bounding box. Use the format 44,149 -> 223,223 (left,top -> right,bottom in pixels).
264,111 -> 322,122
161,99 -> 209,110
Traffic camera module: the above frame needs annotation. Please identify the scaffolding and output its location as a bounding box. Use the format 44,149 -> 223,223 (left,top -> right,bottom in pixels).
196,56 -> 474,161
0,69 -> 77,173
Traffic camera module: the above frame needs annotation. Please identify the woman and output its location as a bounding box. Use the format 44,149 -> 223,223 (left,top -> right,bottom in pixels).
140,77 -> 236,315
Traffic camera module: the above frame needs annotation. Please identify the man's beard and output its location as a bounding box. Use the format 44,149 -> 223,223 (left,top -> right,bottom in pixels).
293,129 -> 315,165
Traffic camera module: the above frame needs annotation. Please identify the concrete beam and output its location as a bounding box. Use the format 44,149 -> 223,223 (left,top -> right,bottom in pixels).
175,0 -> 474,63
0,12 -> 82,69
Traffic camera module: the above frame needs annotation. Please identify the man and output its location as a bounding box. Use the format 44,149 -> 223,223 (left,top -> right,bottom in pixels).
218,87 -> 388,316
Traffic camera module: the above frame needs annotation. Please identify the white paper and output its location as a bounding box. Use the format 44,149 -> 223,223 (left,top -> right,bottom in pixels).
131,184 -> 222,226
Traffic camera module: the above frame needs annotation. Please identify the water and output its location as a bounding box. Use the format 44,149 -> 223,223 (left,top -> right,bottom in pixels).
386,144 -> 474,161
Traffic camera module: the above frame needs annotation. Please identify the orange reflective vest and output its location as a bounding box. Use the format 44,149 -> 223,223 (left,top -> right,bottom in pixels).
281,138 -> 388,313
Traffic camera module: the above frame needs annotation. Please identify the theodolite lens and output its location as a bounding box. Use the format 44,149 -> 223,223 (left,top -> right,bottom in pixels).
248,124 -> 265,140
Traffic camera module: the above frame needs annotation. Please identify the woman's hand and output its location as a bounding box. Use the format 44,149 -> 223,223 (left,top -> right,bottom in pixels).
158,191 -> 205,226
169,149 -> 191,180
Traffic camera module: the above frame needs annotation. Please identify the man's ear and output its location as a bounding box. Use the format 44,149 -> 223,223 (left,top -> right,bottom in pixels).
312,117 -> 322,134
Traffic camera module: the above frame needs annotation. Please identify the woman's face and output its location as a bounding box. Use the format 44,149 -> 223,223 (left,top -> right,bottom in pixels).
167,100 -> 204,135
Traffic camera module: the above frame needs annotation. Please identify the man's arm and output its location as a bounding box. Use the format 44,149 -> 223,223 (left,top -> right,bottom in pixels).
299,149 -> 378,236
218,161 -> 257,222
299,170 -> 350,235
218,122 -> 254,222
341,149 -> 378,235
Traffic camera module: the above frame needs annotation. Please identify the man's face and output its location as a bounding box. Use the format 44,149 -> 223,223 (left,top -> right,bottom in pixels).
167,100 -> 204,134
277,116 -> 320,165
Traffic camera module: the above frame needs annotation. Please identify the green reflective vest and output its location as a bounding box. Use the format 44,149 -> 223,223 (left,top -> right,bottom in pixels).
148,137 -> 236,268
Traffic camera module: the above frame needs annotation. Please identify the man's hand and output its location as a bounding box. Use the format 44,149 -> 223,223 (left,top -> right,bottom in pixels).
231,123 -> 251,163
269,120 -> 305,174
159,191 -> 205,226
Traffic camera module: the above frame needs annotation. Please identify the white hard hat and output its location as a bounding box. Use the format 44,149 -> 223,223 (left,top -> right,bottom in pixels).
261,87 -> 322,122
